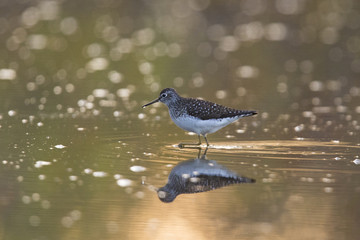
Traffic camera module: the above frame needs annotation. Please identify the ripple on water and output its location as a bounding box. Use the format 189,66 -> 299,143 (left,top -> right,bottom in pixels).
163,139 -> 360,172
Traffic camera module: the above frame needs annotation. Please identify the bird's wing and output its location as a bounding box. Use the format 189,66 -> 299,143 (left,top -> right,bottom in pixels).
185,98 -> 256,120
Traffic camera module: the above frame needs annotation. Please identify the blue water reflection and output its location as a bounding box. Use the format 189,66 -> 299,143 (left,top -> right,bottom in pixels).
157,148 -> 255,202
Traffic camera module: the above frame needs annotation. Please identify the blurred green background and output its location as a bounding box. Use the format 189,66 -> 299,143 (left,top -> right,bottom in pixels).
0,0 -> 360,240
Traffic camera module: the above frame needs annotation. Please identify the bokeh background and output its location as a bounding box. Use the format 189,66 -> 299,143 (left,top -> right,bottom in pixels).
0,0 -> 359,240
1,0 -> 359,117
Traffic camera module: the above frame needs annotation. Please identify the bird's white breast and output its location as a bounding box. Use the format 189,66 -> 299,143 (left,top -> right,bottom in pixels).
171,115 -> 240,135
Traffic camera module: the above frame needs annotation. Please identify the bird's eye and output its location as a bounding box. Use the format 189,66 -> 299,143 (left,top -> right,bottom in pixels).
161,93 -> 167,98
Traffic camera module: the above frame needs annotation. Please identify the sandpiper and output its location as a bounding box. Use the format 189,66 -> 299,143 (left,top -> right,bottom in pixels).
142,88 -> 257,147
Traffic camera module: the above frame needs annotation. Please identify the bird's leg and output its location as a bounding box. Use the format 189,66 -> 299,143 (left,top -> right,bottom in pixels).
178,135 -> 202,148
203,134 -> 210,147
201,146 -> 209,158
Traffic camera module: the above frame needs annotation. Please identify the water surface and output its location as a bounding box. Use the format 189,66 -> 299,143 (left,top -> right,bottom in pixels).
0,0 -> 360,239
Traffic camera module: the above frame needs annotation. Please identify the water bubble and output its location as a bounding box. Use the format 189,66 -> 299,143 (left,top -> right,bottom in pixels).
70,210 -> 82,221
277,82 -> 288,93
39,1 -> 59,20
138,113 -> 146,120
69,175 -> 78,181
215,90 -> 227,99
114,174 -> 122,179
102,26 -> 119,42
234,22 -> 264,41
138,62 -> 153,75
55,144 -> 66,149
86,43 -> 104,58
225,135 -> 235,138
173,77 -> 184,87
60,17 -> 78,35
321,177 -> 335,183
53,86 -> 62,95
8,110 -> 16,117
236,65 -> 259,78
130,166 -> 146,172
133,28 -> 155,46
324,187 -> 334,193
92,89 -> 109,98
113,111 -> 123,117
27,34 -> 47,49
154,42 -> 168,57
167,43 -> 181,57
0,69 -> 16,80
117,88 -> 131,99
32,193 -> 40,202
21,7 -> 40,27
116,38 -> 133,53
117,179 -> 132,187
327,80 -> 341,91
302,111 -> 313,118
86,58 -> 109,72
135,191 -> 145,199
309,81 -> 324,92
236,129 -> 246,134
236,87 -> 247,96
108,71 -> 123,84
219,36 -> 239,52
26,82 -> 37,91
192,74 -> 204,87
22,195 -> 31,204
265,23 -> 287,41
61,216 -> 74,228
34,161 -> 52,168
65,83 -> 75,93
84,168 -> 93,174
93,171 -> 108,177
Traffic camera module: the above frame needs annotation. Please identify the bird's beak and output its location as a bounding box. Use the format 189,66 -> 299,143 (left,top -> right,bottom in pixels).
142,98 -> 160,108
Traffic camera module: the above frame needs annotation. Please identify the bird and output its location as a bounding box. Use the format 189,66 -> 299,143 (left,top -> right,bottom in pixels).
142,88 -> 257,147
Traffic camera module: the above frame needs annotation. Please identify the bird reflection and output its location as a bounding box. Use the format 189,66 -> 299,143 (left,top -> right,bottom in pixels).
157,149 -> 255,203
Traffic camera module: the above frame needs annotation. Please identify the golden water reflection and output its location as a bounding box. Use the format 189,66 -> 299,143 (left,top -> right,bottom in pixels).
1,0 -> 360,239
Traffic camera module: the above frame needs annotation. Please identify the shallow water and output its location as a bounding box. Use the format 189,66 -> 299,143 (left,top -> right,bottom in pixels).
1,115 -> 359,239
1,0 -> 360,239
